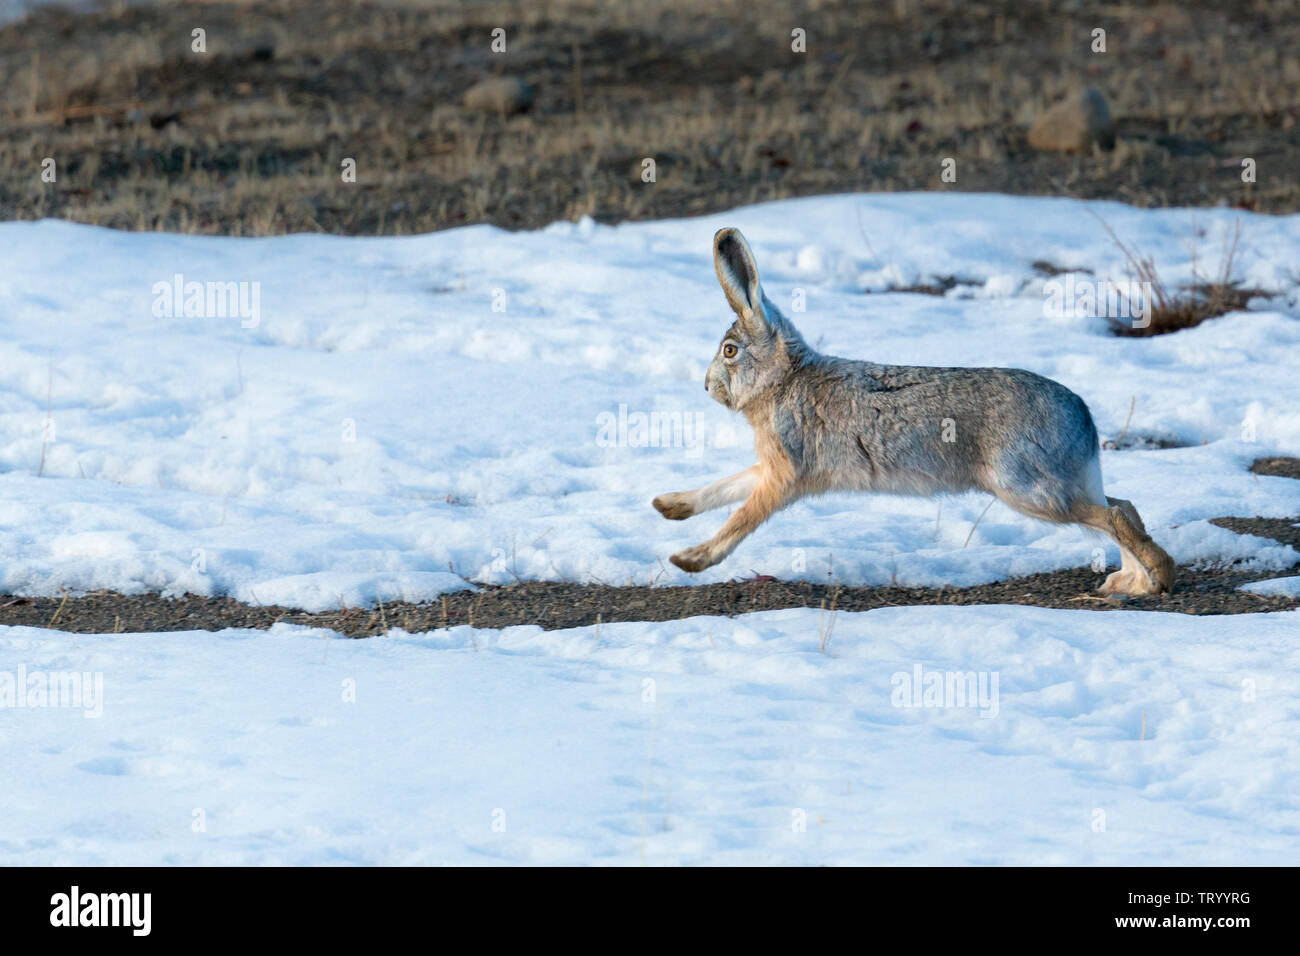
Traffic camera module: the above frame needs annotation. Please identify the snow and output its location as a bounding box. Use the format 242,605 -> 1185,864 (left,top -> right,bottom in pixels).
4,605 -> 1298,865
3,193 -> 1299,608
1240,576 -> 1300,598
2,192 -> 1299,864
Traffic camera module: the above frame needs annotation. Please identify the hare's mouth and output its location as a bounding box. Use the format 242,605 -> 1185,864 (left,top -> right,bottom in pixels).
705,376 -> 730,408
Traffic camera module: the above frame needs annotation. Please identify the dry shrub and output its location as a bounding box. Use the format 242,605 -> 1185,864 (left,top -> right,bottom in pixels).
1098,218 -> 1255,337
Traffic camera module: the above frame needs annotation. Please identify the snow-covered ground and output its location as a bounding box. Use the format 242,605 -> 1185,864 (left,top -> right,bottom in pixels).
3,192 -> 1299,865
4,605 -> 1298,865
2,194 -> 1299,608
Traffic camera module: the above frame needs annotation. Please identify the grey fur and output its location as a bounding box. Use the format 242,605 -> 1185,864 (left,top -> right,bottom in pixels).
654,227 -> 1175,595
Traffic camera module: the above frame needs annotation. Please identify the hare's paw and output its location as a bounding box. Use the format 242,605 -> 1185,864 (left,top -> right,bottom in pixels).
1098,561 -> 1172,597
669,543 -> 715,573
653,493 -> 695,521
1098,568 -> 1140,596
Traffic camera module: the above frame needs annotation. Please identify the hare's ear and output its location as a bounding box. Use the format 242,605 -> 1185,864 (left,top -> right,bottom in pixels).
713,228 -> 768,332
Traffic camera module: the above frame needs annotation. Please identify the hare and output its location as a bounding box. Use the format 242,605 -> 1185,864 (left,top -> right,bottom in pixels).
652,228 -> 1175,596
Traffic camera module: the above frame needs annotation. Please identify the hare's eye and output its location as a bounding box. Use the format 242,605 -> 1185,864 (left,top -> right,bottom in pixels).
722,343 -> 738,359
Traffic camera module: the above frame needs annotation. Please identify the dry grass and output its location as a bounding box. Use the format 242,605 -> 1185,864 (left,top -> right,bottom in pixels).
1,0 -> 1299,235
1098,215 -> 1255,336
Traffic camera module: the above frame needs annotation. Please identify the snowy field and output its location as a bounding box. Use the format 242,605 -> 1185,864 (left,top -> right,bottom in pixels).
2,193 -> 1299,608
3,192 -> 1300,864
4,605 -> 1298,865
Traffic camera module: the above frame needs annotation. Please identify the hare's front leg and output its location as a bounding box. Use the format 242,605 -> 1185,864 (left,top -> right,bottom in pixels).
669,474 -> 790,572
653,465 -> 759,521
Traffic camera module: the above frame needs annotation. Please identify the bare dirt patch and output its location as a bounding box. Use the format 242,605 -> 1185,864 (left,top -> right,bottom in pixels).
1251,456 -> 1300,480
1,558 -> 1296,638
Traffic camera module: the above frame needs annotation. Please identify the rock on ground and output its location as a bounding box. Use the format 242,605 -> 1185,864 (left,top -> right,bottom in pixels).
462,76 -> 534,115
1028,88 -> 1115,153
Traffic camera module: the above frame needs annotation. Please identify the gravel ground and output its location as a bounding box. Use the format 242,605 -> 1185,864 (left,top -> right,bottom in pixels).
1,549 -> 1295,637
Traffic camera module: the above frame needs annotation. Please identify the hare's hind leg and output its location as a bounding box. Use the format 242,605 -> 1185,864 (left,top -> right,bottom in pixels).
654,465 -> 759,521
1071,497 -> 1175,596
982,457 -> 1174,595
1106,496 -> 1175,594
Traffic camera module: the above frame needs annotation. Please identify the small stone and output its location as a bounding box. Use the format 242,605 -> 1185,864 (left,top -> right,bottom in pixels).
1028,88 -> 1115,153
463,77 -> 534,116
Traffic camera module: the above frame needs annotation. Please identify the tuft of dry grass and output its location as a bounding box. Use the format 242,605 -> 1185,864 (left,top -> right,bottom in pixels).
818,584 -> 841,653
1098,217 -> 1256,337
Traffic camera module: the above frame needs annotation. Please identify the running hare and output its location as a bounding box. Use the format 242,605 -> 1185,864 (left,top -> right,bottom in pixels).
652,228 -> 1175,596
